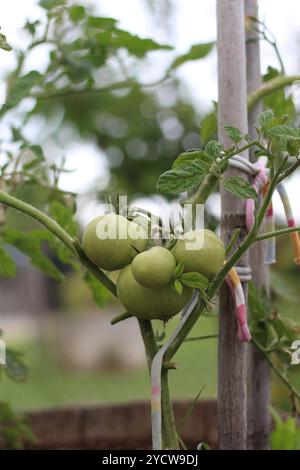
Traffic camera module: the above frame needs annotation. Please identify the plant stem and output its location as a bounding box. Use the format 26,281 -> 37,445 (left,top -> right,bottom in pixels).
256,226 -> 300,242
0,190 -> 76,254
161,369 -> 179,449
138,320 -> 178,448
253,338 -> 300,400
73,239 -> 117,296
248,75 -> 300,111
110,312 -> 133,325
184,334 -> 218,343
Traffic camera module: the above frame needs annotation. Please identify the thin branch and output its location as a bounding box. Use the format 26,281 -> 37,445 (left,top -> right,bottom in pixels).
253,337 -> 300,400
248,75 -> 300,111
256,226 -> 300,242
278,159 -> 300,184
0,190 -> 76,255
184,334 -> 218,343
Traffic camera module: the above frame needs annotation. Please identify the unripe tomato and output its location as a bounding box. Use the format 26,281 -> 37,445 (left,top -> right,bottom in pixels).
82,213 -> 148,271
117,264 -> 193,321
172,229 -> 225,279
132,246 -> 176,288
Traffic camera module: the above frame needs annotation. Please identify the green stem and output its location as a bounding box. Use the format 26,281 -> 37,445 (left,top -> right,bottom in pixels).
73,239 -> 117,296
225,228 -> 241,256
184,334 -> 218,343
110,312 -> 133,325
253,337 -> 300,400
248,75 -> 300,111
161,369 -> 179,449
256,226 -> 300,242
0,190 -> 76,255
138,320 -> 178,448
278,159 -> 300,183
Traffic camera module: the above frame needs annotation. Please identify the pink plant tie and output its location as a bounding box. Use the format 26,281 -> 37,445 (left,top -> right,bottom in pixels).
225,268 -> 252,342
245,161 -> 269,232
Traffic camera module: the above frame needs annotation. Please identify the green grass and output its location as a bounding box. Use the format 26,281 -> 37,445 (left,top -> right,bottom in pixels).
0,316 -> 218,411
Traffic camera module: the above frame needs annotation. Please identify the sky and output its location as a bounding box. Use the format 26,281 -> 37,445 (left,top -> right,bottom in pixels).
1,0 -> 300,224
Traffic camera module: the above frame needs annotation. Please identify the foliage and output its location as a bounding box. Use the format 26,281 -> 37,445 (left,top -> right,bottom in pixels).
270,407 -> 300,450
0,346 -> 32,448
0,402 -> 34,449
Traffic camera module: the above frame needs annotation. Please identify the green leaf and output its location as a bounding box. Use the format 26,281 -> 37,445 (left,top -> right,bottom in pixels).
263,67 -> 296,118
69,5 -> 85,22
268,125 -> 300,141
84,271 -> 110,308
94,29 -> 172,58
204,140 -> 223,158
5,349 -> 28,382
3,71 -> 42,112
157,161 -> 206,194
22,145 -> 45,170
180,272 -> 208,292
4,228 -> 64,282
270,415 -> 300,450
224,125 -> 243,144
258,109 -> 275,131
173,279 -> 183,295
172,150 -> 205,169
200,106 -> 217,144
224,176 -> 257,200
0,246 -> 16,278
40,0 -> 65,9
0,32 -> 12,51
248,283 -> 270,322
172,260 -> 185,279
169,42 -> 214,70
49,200 -> 78,237
87,16 -> 118,29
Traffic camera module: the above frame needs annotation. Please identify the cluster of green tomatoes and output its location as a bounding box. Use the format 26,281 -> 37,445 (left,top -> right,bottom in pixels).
82,213 -> 225,321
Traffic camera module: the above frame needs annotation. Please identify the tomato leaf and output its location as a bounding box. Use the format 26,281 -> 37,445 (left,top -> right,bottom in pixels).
3,71 -> 42,112
224,176 -> 257,200
180,272 -> 208,292
0,246 -> 16,278
0,31 -> 12,52
3,228 -> 64,282
173,279 -> 183,295
169,42 -> 214,70
84,271 -> 110,308
172,261 -> 185,279
157,160 -> 207,194
224,125 -> 243,144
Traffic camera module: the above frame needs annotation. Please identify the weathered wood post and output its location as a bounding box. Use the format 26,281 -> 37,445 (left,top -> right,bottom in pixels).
217,0 -> 249,449
245,0 -> 271,449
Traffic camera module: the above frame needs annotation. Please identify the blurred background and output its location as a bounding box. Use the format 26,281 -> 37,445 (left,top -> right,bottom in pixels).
0,0 -> 300,415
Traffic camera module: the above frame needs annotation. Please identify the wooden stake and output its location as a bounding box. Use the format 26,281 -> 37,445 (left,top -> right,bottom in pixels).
217,0 -> 248,450
245,0 -> 271,449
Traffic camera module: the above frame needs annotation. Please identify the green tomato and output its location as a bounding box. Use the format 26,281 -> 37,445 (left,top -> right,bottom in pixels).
131,246 -> 176,288
117,264 -> 193,321
172,229 -> 225,279
82,213 -> 148,271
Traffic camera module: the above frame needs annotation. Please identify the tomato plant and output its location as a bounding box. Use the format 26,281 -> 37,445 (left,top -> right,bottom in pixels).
1,0 -> 300,453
